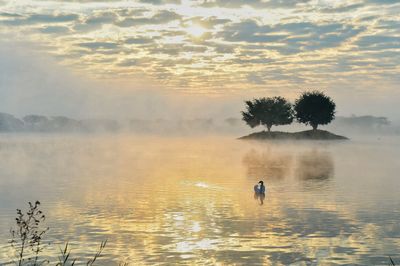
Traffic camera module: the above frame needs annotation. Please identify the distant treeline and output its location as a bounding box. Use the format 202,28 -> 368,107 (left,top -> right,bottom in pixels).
0,112 -> 225,134
326,115 -> 392,135
0,112 -> 393,134
334,115 -> 390,128
0,113 -> 120,133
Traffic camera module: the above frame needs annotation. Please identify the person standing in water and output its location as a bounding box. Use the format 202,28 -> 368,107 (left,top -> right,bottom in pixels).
254,180 -> 266,205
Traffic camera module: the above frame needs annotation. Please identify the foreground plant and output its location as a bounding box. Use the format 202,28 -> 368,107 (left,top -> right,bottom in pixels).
10,201 -> 49,266
9,201 -> 107,265
56,240 -> 107,266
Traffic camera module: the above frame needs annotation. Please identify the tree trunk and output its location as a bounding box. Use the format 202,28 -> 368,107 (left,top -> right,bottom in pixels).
312,124 -> 318,131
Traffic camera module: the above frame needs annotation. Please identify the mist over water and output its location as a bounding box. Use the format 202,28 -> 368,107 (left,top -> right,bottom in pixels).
0,134 -> 399,265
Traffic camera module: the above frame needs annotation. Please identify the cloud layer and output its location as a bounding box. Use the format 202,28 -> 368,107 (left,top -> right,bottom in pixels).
0,0 -> 399,96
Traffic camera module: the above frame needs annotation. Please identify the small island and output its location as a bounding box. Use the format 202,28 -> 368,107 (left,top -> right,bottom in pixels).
239,129 -> 348,140
239,91 -> 349,141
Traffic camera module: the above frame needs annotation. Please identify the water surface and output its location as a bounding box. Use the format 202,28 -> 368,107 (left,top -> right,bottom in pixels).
0,135 -> 399,265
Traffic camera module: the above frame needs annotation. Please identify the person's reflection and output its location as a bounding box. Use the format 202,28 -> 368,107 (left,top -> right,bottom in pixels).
254,181 -> 266,205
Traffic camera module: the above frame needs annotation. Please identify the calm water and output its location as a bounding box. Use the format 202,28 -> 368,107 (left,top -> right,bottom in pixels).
0,135 -> 399,265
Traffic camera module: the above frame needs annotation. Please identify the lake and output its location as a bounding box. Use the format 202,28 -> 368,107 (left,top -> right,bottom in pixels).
0,134 -> 399,265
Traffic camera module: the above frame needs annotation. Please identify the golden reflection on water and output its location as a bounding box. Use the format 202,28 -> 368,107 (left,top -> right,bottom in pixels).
0,135 -> 400,265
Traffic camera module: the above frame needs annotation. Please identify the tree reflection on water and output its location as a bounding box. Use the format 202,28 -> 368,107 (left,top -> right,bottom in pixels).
296,150 -> 334,181
242,147 -> 334,190
242,149 -> 293,181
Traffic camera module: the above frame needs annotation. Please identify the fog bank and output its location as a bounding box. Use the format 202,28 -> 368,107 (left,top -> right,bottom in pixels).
1,42 -> 399,126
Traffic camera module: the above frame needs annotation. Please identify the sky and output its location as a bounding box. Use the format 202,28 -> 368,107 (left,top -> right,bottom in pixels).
0,0 -> 399,119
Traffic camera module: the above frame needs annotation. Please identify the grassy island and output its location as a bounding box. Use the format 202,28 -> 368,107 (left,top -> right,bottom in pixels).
239,129 -> 348,140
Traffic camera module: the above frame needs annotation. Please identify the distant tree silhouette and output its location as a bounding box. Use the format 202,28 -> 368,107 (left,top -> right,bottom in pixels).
23,115 -> 49,124
294,91 -> 335,130
242,97 -> 293,132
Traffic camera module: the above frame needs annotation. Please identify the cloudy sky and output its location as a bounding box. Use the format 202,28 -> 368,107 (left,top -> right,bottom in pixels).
0,0 -> 399,118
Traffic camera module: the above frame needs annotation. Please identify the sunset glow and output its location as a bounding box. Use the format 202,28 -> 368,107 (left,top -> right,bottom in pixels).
185,24 -> 207,37
1,0 -> 399,97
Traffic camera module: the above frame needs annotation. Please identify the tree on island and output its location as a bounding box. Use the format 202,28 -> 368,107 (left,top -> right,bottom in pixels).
242,96 -> 293,132
294,91 -> 336,131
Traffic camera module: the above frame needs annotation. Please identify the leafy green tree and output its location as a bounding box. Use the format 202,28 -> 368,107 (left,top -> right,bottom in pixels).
242,97 -> 293,132
294,91 -> 336,130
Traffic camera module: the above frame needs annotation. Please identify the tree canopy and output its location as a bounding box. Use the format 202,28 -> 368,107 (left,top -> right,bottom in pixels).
294,91 -> 336,130
242,96 -> 293,132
